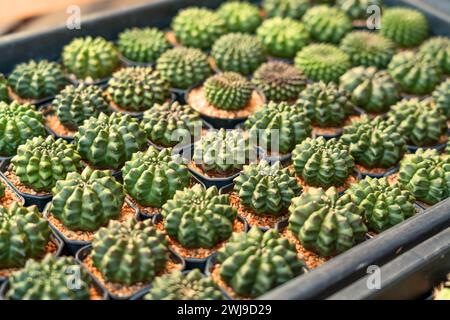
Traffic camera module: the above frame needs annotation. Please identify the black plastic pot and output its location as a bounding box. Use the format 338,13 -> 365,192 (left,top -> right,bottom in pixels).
406,139 -> 448,153
39,104 -> 75,142
354,165 -> 400,179
0,156 -> 13,172
119,54 -> 155,68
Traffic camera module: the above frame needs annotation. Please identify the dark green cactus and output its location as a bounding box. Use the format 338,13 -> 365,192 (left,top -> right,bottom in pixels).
107,66 -> 170,112
0,74 -> 9,103
12,136 -> 82,192
262,0 -> 310,19
244,101 -> 311,154
337,0 -> 382,20
50,167 -> 125,232
156,47 -> 212,89
217,1 -> 262,34
211,33 -> 266,76
0,101 -> 46,157
432,79 -> 450,119
288,187 -> 367,256
0,181 -> 4,199
92,219 -> 169,285
216,227 -> 305,298
292,137 -> 355,188
0,203 -> 50,268
122,146 -> 190,208
74,112 -> 147,170
420,37 -> 450,74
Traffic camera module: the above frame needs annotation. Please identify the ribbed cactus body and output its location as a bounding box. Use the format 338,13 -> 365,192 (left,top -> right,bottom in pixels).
262,0 -> 310,19
0,74 -> 9,103
217,1 -> 262,33
432,79 -> 450,119
337,0 -> 382,20
420,37 -> 450,74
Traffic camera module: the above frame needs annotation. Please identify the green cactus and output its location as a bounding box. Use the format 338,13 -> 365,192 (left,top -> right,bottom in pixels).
0,101 -> 46,157
107,66 -> 170,112
53,84 -> 109,131
6,255 -> 92,300
295,44 -> 351,83
262,0 -> 310,19
74,112 -> 147,170
145,269 -> 224,300
62,36 -> 120,81
434,274 -> 450,300
256,17 -> 310,58
388,51 -> 442,95
50,167 -> 125,232
211,33 -> 266,76
339,67 -> 399,114
118,27 -> 171,64
398,149 -> 450,205
432,79 -> 450,119
292,137 -> 355,188
0,203 -> 50,268
217,227 -> 305,298
244,101 -> 311,154
122,147 -> 190,208
204,72 -> 253,111
0,74 -> 9,103
420,37 -> 450,74
0,181 -> 4,199
171,7 -> 227,50
12,136 -> 81,192
380,7 -> 429,48
337,0 -> 382,20
156,47 -> 212,89
7,60 -> 68,100
217,1 -> 262,34
92,219 -> 169,285
340,32 -> 395,69
288,187 -> 367,257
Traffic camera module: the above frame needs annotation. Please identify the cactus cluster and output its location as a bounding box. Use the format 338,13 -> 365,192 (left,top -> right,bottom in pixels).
217,1 -> 262,34
0,74 -> 9,103
420,37 -> 450,74
337,0 -> 382,20
262,0 -> 310,19
432,79 -> 450,119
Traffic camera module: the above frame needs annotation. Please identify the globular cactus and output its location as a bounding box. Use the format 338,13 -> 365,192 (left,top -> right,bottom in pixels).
292,137 -> 355,188
0,74 -> 9,103
122,147 -> 190,208
171,7 -> 227,50
432,79 -> 450,119
8,60 -> 68,100
142,101 -> 202,148
107,66 -> 170,112
92,219 -> 169,285
256,17 -> 310,59
211,33 -> 266,76
244,101 -> 311,154
388,51 -> 442,95
217,1 -> 262,34
145,269 -> 224,300
204,72 -> 253,111
340,67 -> 399,114
62,36 -> 120,81
156,47 -> 212,89
262,0 -> 310,19
6,255 -> 92,300
420,37 -> 450,74
0,203 -> 50,268
337,0 -> 382,20
118,27 -> 171,64
302,5 -> 352,44
12,136 -> 81,192
233,160 -> 301,215
380,7 -> 429,48
398,149 -> 450,205
288,187 -> 367,256
161,184 -> 237,249
0,101 -> 46,157
53,84 -> 109,131
74,112 -> 147,170
50,167 -> 125,232
216,227 -> 305,298
295,44 -> 351,83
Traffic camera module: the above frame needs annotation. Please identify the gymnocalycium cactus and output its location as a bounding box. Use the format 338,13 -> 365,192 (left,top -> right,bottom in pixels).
92,219 -> 169,285
292,137 -> 355,188
420,37 -> 450,74
50,167 -> 125,232
118,27 -> 171,64
432,79 -> 450,119
161,184 -> 237,249
0,74 -> 9,103
122,147 -> 190,208
156,47 -> 212,90
211,33 -> 266,76
244,101 -> 311,154
0,203 -> 50,268
145,269 -> 224,300
217,1 -> 262,34
0,101 -> 46,157
340,67 -> 400,114
256,17 -> 310,59
295,44 -> 351,83
171,7 -> 227,50
74,112 -> 147,170
337,0 -> 382,20
62,36 -> 120,81
216,227 -> 305,298
12,136 -> 82,192
288,187 -> 367,256
262,0 -> 310,19
107,66 -> 170,112
8,60 -> 68,100
52,84 -> 109,131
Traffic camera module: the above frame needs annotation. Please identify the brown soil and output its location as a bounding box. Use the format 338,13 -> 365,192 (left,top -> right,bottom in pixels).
188,161 -> 240,179
0,180 -> 22,209
355,163 -> 395,175
46,114 -> 77,137
294,171 -> 358,194
8,87 -> 39,104
126,196 -> 162,217
210,263 -> 251,300
106,92 -> 172,114
165,31 -> 179,47
387,173 -> 399,186
4,170 -> 50,196
312,115 -> 361,137
89,286 -> 104,300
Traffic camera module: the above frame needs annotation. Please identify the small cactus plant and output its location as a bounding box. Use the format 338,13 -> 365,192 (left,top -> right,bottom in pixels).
0,74 -> 9,103
337,0 -> 382,20
420,37 -> 450,74
217,1 -> 262,34
262,0 -> 310,19
432,79 -> 450,119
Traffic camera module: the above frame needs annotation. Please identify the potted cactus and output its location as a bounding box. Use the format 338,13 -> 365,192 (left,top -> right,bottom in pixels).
337,0 -> 382,27
217,1 -> 262,33
420,37 -> 450,75
262,0 -> 310,19
431,79 -> 450,127
0,74 -> 9,103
